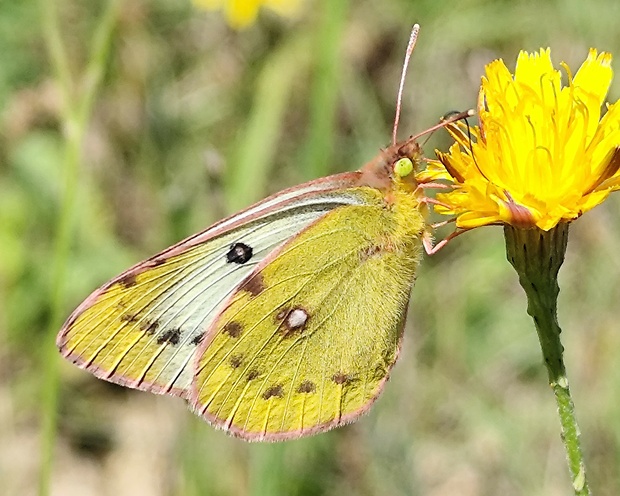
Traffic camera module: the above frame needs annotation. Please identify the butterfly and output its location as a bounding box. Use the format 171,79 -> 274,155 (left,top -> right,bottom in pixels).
56,25 -> 470,441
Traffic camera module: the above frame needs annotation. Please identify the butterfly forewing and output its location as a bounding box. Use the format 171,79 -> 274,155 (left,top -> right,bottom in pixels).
191,186 -> 426,440
57,174 -> 370,397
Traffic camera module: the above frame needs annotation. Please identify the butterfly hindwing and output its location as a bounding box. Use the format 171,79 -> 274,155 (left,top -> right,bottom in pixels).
57,174 -> 370,397
191,186 -> 425,440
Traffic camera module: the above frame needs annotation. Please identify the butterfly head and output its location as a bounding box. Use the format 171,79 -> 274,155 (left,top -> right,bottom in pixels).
358,138 -> 423,192
360,110 -> 475,193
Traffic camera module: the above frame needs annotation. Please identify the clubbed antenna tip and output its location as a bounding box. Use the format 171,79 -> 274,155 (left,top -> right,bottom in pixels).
392,24 -> 420,146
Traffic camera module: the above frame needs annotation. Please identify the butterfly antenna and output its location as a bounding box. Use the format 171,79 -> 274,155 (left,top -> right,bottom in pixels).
392,24 -> 420,146
441,110 -> 477,153
408,109 -> 474,143
459,113 -> 489,182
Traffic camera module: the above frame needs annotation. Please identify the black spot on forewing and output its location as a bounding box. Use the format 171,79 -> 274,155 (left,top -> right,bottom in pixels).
190,332 -> 205,346
297,381 -> 316,394
262,384 -> 284,400
223,322 -> 242,338
157,328 -> 181,345
226,242 -> 253,264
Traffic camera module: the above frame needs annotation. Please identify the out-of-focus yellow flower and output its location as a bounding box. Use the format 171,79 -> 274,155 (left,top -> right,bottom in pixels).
424,48 -> 620,231
193,0 -> 303,29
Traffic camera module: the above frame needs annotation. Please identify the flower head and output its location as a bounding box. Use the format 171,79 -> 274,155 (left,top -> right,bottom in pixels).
425,48 -> 620,231
193,0 -> 303,29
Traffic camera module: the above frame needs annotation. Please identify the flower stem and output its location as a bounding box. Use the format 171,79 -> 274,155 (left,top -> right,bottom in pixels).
504,224 -> 590,496
39,2 -> 119,495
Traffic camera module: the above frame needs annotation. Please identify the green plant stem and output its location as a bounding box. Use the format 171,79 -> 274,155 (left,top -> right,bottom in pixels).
299,0 -> 349,179
504,224 -> 590,496
39,2 -> 120,495
225,32 -> 312,212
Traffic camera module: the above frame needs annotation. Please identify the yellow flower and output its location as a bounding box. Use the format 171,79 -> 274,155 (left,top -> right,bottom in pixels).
426,48 -> 620,231
193,0 -> 303,29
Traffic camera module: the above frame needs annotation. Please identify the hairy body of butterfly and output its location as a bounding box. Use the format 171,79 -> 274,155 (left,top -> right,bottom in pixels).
57,139 -> 428,441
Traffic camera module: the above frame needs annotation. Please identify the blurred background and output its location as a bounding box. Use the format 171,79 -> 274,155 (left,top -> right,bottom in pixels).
2,0 -> 620,495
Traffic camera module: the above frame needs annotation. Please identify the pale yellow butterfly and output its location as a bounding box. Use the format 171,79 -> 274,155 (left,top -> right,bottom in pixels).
57,25 -> 470,440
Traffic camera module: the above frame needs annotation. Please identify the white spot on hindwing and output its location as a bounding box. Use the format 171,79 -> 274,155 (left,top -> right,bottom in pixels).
275,306 -> 310,337
287,308 -> 308,329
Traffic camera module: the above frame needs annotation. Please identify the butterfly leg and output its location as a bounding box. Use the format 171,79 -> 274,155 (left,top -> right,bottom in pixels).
418,196 -> 452,210
430,218 -> 456,229
423,228 -> 470,255
414,182 -> 451,192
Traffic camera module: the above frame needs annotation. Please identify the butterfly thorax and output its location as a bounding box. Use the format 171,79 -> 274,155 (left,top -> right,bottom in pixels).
359,182 -> 426,258
354,139 -> 426,250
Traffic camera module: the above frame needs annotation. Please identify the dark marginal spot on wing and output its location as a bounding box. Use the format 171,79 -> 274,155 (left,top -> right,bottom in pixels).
240,273 -> 265,297
120,313 -> 138,323
223,322 -> 242,338
275,306 -> 309,337
150,257 -> 166,267
140,320 -> 160,335
297,380 -> 316,394
371,362 -> 389,381
332,372 -> 353,385
157,328 -> 181,345
262,384 -> 284,400
226,242 -> 253,264
229,354 -> 243,368
191,332 -> 205,345
247,369 -> 260,381
118,273 -> 137,288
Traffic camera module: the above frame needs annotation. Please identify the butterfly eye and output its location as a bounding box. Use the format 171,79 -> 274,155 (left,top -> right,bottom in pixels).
394,157 -> 414,178
226,242 -> 253,264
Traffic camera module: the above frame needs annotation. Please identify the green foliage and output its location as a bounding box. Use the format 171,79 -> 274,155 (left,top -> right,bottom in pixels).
2,0 -> 620,494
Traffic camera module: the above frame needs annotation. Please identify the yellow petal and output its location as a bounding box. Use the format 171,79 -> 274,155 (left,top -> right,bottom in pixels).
193,0 -> 302,29
573,49 -> 613,109
225,0 -> 260,28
